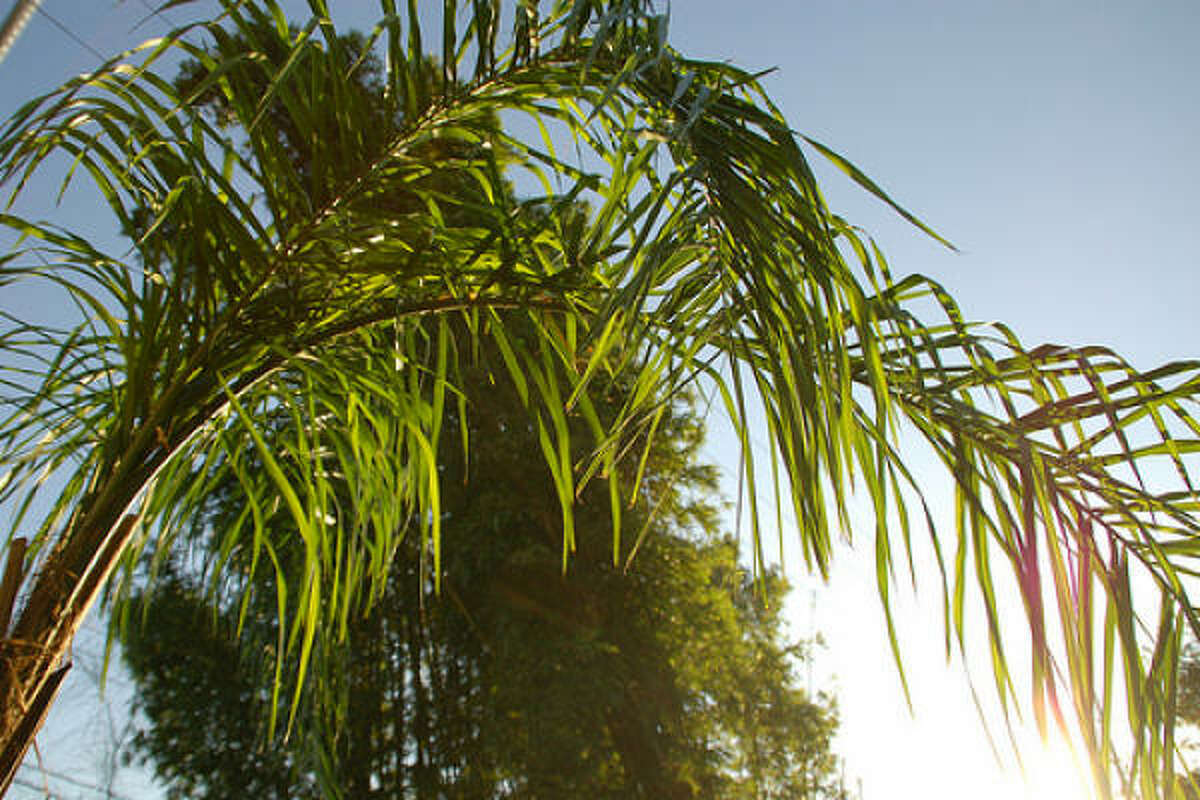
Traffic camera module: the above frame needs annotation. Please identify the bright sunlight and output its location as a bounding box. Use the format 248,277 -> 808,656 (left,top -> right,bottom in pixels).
1017,733 -> 1094,800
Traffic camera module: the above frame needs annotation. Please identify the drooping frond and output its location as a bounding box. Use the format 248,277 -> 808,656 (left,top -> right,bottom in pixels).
0,2 -> 1197,796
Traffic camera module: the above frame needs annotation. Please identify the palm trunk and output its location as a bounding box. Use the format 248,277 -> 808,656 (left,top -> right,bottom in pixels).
0,514 -> 139,795
0,370 -> 225,794
0,356 -> 284,794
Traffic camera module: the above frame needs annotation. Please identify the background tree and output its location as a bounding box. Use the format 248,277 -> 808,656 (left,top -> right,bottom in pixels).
120,38 -> 845,797
119,357 -> 846,800
1166,645 -> 1200,799
1,2 -> 1200,796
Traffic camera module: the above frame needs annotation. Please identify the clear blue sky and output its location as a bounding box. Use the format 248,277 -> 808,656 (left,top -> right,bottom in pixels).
2,2 -> 1198,798
674,0 -> 1200,364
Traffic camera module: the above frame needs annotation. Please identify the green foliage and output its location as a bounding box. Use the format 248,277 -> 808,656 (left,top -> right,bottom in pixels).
0,2 -> 1199,796
121,367 -> 845,799
121,578 -> 313,799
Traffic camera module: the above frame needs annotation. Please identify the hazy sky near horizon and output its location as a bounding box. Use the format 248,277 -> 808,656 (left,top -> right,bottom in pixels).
2,2 -> 1198,798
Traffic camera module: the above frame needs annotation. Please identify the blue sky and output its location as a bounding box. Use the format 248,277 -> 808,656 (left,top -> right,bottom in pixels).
2,2 -> 1198,798
672,0 -> 1200,364
665,4 -> 1200,797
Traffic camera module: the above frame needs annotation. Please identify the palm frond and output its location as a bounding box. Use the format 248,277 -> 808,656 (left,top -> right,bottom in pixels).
0,2 -> 1196,796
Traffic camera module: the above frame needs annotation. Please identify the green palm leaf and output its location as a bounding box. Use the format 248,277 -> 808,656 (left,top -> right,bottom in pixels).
0,2 -> 1196,797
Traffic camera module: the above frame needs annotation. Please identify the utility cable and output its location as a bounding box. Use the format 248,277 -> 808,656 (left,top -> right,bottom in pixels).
135,0 -> 179,31
9,774 -> 56,798
36,4 -> 105,62
15,762 -> 138,800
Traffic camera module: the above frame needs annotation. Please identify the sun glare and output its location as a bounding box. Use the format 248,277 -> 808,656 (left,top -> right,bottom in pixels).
1016,732 -> 1095,800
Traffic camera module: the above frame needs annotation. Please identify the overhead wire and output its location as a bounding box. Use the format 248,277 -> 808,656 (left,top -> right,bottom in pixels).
14,762 -> 139,800
133,0 -> 179,32
35,3 -> 104,62
9,775 -> 54,798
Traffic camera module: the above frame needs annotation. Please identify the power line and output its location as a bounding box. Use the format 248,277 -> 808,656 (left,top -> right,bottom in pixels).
10,775 -> 55,798
36,4 -> 105,62
135,0 -> 179,31
16,762 -> 138,800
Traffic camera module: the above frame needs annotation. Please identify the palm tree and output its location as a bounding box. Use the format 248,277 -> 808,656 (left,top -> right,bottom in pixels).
0,2 -> 1197,796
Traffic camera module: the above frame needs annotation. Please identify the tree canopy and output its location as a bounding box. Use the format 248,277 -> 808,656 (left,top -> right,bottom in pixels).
120,361 -> 845,799
0,2 -> 1199,797
109,43 -> 847,798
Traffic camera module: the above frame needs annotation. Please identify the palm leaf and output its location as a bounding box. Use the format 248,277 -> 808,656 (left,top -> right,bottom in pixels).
0,2 -> 1197,796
